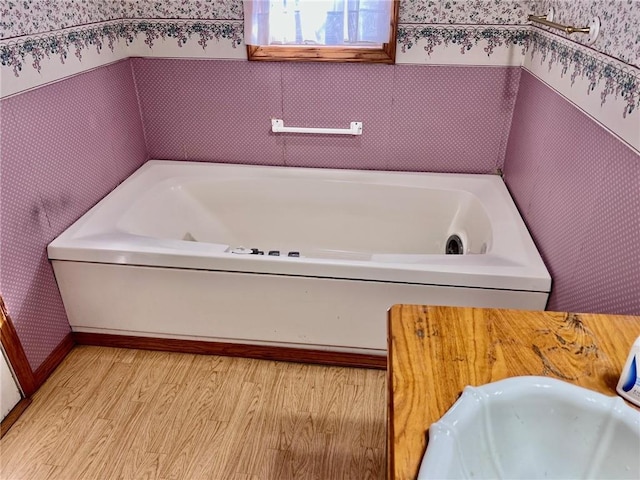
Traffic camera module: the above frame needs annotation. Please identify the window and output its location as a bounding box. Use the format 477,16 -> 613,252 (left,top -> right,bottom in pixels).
244,1 -> 399,63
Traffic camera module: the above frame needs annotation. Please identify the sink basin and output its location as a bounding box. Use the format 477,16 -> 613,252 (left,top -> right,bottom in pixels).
418,376 -> 640,479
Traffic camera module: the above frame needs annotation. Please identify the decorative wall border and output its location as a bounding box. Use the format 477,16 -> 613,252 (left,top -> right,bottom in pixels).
1,20 -> 124,77
124,19 -> 243,51
396,24 -> 528,65
2,22 -> 531,96
526,28 -> 639,117
0,19 -> 244,97
0,19 -> 244,78
397,25 -> 529,57
1,23 -> 540,79
0,20 -> 128,97
524,27 -> 639,152
124,19 -> 244,60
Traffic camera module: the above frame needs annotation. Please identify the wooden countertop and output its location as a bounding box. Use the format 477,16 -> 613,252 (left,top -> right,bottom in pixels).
387,305 -> 640,480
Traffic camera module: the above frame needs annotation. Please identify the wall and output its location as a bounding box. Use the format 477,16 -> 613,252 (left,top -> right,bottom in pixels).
0,60 -> 147,369
538,0 -> 639,65
0,1 -> 639,370
0,1 -> 119,38
1,1 -> 637,150
1,1 -> 534,97
501,1 -> 640,315
133,58 -> 519,172
504,71 -> 639,314
522,2 -> 639,153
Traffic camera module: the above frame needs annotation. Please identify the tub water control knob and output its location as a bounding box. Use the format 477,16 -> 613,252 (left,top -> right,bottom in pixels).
268,250 -> 280,256
288,251 -> 300,257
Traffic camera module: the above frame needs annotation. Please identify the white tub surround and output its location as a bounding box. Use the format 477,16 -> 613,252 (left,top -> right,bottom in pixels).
49,161 -> 551,360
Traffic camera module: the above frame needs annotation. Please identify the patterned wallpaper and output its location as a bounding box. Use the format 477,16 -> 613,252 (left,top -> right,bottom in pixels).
119,0 -> 243,20
400,0 -> 536,24
0,0 -> 119,38
0,59 -> 147,369
133,59 -> 520,172
538,0 -> 640,67
504,71 -> 640,315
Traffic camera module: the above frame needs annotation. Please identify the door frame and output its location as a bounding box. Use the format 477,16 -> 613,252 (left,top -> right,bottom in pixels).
0,295 -> 36,396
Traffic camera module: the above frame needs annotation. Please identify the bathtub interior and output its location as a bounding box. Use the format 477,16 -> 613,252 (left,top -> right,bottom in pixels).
116,177 -> 493,261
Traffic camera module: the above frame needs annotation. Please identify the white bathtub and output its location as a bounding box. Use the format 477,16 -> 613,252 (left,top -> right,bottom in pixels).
49,160 -> 550,357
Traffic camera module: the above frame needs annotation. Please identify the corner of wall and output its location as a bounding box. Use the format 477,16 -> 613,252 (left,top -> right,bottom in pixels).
129,58 -> 151,160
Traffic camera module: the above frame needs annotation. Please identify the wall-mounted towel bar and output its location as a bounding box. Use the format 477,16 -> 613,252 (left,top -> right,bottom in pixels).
528,8 -> 600,44
271,119 -> 363,135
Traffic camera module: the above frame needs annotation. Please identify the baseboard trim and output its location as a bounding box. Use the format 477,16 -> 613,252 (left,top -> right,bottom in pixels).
1,397 -> 32,439
33,333 -> 75,387
73,332 -> 387,369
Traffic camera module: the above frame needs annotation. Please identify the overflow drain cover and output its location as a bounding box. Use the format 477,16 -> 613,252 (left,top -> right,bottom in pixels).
446,235 -> 464,255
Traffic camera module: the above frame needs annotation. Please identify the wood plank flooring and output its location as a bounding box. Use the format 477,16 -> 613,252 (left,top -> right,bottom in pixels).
0,346 -> 386,480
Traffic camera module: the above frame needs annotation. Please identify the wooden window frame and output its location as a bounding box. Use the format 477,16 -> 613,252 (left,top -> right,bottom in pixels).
246,1 -> 399,64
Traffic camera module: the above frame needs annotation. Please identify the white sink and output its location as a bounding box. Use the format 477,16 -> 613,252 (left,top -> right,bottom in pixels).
419,376 -> 640,479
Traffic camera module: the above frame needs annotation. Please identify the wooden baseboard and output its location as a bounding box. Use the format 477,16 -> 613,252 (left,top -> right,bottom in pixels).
1,397 -> 32,439
73,332 -> 387,369
33,332 -> 75,387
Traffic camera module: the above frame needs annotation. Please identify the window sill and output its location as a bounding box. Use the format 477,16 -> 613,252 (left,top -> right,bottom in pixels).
247,43 -> 397,63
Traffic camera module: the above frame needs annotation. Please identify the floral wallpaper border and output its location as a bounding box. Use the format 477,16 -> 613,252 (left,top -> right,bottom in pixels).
2,23 -> 533,79
526,29 -> 639,118
1,19 -> 638,119
1,20 -> 120,77
0,20 -> 243,77
398,24 -> 639,117
129,19 -> 243,50
397,24 -> 529,57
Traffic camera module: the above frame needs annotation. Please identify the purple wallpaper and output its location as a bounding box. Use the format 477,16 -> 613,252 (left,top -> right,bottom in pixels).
0,60 -> 148,370
504,71 -> 640,315
132,59 -> 520,173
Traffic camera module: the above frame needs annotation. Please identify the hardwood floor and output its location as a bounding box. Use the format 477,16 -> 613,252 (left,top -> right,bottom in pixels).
0,346 -> 386,480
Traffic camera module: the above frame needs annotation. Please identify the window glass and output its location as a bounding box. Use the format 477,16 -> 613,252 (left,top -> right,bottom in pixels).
244,0 -> 398,63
